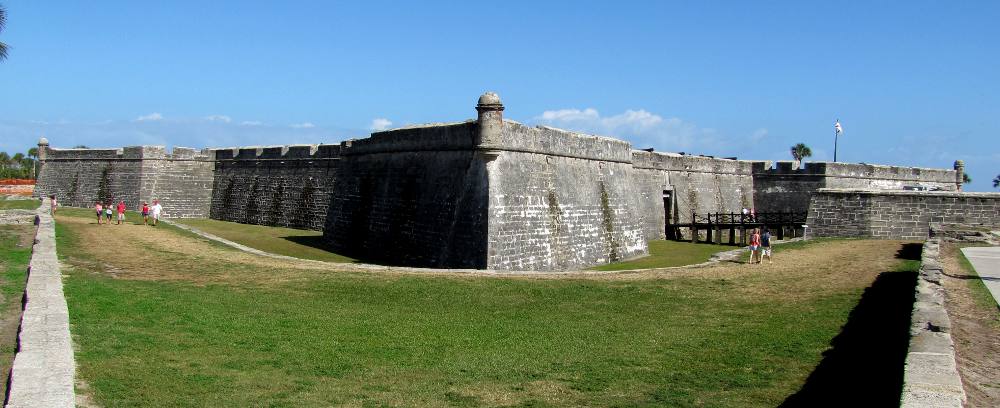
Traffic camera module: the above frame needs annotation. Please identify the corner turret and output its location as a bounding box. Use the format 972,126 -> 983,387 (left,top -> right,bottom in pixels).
476,92 -> 504,153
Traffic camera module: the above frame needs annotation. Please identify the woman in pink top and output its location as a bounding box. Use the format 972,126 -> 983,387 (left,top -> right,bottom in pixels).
748,228 -> 761,264
95,202 -> 104,225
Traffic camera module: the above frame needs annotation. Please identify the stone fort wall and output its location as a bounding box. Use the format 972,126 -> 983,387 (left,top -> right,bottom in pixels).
35,144 -> 214,218
486,122 -> 647,270
754,161 -> 958,214
209,144 -> 341,230
806,189 -> 1000,240
323,121 -> 491,268
632,152 -> 755,240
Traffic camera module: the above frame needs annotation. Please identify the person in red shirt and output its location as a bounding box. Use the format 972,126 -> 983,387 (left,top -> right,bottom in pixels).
116,200 -> 127,225
141,202 -> 150,226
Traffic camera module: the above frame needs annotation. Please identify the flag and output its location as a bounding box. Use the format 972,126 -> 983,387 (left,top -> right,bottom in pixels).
834,120 -> 843,135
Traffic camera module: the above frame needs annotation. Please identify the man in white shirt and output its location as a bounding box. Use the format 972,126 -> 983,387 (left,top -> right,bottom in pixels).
151,199 -> 163,226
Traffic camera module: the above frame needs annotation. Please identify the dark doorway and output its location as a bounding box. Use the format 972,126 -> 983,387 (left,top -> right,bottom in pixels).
663,190 -> 674,240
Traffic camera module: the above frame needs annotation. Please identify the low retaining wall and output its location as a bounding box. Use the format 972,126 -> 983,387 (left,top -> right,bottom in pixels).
900,238 -> 965,407
5,199 -> 75,407
807,189 -> 1000,240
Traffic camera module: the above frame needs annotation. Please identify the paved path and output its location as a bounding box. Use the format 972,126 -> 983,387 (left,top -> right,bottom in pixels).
6,199 -> 76,408
960,246 -> 1000,307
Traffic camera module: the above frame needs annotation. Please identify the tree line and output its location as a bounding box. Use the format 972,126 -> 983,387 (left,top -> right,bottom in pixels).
0,148 -> 39,179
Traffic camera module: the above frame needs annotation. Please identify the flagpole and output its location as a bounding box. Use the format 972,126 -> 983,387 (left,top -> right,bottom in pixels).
833,118 -> 839,162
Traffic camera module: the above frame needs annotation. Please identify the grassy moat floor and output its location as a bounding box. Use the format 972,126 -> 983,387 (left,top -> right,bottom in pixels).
175,217 -> 734,270
173,218 -> 357,263
54,208 -> 921,407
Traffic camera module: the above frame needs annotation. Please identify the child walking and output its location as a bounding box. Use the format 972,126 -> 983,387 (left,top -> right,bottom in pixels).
141,202 -> 150,226
761,228 -> 773,264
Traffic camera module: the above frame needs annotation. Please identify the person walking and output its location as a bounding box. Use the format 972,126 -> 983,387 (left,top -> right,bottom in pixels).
151,199 -> 163,226
761,227 -> 772,264
104,202 -> 114,224
141,202 -> 150,226
95,202 -> 104,225
748,228 -> 761,264
116,200 -> 126,225
50,195 -> 58,215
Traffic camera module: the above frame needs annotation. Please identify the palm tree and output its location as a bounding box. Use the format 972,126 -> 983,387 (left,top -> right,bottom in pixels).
27,147 -> 38,179
0,151 -> 9,178
993,174 -> 999,189
790,143 -> 812,162
0,3 -> 8,61
962,173 -> 971,185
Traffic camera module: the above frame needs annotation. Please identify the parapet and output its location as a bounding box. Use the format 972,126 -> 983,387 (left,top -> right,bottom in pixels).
341,121 -> 478,155
632,150 -> 757,174
499,121 -> 634,163
43,144 -> 214,161
211,144 -> 342,161
753,161 -> 958,187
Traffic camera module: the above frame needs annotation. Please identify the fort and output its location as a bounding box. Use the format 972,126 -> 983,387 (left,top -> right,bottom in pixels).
34,92 -> 997,271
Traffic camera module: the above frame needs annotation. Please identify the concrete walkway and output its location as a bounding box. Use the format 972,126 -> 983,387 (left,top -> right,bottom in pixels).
5,199 -> 75,408
960,246 -> 1000,306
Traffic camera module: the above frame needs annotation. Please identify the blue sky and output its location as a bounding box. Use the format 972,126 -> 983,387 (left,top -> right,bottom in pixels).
1,1 -> 997,190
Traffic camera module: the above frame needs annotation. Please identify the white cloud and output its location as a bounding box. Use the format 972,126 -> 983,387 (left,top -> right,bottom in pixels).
370,118 -> 393,131
204,115 -> 232,123
534,107 -> 710,151
751,128 -> 768,142
134,112 -> 163,122
240,120 -> 263,126
290,122 -> 315,129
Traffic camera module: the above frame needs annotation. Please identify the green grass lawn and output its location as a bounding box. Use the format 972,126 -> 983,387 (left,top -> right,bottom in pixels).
592,240 -> 733,270
54,209 -> 918,407
174,218 -> 356,263
0,199 -> 40,210
0,225 -> 34,392
956,247 -> 1000,319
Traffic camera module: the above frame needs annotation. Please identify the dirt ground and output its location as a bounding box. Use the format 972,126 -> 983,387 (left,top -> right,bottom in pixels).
940,243 -> 1000,408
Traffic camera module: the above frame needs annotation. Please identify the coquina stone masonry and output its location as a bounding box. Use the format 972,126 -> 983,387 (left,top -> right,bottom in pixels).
210,144 -> 341,230
34,140 -> 214,218
806,189 -> 1000,240
753,161 -> 959,214
900,238 -> 965,407
33,92 -> 967,270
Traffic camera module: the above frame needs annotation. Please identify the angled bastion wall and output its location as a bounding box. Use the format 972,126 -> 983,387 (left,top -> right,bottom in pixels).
486,121 -> 647,270
322,121 -> 492,268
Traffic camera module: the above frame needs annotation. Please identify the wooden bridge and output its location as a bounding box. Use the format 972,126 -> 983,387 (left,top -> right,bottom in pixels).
668,211 -> 808,245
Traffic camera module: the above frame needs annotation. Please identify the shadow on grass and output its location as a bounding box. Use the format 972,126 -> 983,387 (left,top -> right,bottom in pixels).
779,270 -> 917,407
281,235 -> 377,264
895,243 -> 923,261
